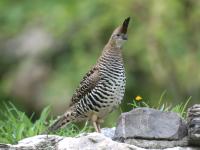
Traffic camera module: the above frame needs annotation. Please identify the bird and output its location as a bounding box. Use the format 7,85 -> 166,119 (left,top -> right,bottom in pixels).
45,17 -> 130,133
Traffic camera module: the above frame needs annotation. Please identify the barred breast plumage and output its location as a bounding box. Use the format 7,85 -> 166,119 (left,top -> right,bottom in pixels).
75,47 -> 126,120
45,17 -> 130,133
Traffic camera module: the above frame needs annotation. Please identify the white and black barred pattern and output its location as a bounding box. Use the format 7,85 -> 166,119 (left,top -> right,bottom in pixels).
75,47 -> 126,119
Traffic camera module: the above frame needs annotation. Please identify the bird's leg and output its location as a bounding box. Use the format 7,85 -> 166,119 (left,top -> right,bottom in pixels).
97,123 -> 101,133
91,114 -> 100,132
97,118 -> 104,133
93,121 -> 99,133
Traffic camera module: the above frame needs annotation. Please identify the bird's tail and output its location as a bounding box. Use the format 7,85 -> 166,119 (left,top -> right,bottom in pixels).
43,111 -> 75,134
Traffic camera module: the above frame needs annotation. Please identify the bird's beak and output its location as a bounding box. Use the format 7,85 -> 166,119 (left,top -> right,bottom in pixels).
121,17 -> 130,34
122,34 -> 128,40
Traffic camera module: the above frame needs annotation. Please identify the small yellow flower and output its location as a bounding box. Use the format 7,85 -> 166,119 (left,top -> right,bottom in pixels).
135,96 -> 143,101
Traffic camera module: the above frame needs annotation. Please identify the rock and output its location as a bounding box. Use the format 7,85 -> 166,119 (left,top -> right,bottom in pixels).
13,135 -> 62,149
101,127 -> 116,139
124,137 -> 189,149
77,127 -> 116,139
187,104 -> 200,146
0,133 -> 143,150
113,108 -> 188,148
58,132 -> 143,150
0,133 -> 197,150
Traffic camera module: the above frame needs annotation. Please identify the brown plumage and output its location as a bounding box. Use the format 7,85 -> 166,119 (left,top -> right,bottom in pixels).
45,17 -> 130,133
69,66 -> 100,106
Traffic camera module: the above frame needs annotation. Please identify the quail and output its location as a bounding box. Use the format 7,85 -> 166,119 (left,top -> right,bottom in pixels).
46,17 -> 130,133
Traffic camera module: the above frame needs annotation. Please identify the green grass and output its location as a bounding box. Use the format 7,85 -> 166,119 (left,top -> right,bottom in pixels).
0,102 -> 91,144
130,91 -> 191,119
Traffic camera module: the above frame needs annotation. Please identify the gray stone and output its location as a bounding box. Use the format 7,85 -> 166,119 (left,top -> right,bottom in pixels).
75,127 -> 116,139
124,137 -> 189,149
0,133 -> 143,150
101,127 -> 116,139
187,104 -> 200,146
0,135 -> 63,150
114,108 -> 188,141
58,132 -> 143,150
0,133 -> 197,150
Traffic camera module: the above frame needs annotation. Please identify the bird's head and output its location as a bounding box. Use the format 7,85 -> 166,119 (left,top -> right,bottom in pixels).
109,17 -> 130,48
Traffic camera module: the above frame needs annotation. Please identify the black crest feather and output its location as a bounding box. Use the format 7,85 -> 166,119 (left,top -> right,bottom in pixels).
121,17 -> 130,34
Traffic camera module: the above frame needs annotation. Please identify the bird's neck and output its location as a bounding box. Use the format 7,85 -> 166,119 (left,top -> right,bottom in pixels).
98,41 -> 123,66
103,40 -> 123,57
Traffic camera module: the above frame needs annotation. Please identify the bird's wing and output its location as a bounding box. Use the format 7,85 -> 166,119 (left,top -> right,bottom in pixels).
69,66 -> 100,106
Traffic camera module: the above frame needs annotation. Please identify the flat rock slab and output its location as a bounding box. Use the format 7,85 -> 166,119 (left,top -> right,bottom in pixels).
0,135 -> 63,150
114,108 -> 188,141
58,133 -> 143,150
124,137 -> 189,149
0,133 -> 197,150
188,104 -> 200,146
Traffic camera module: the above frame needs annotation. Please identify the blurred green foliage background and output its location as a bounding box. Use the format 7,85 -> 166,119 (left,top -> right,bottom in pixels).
0,0 -> 199,126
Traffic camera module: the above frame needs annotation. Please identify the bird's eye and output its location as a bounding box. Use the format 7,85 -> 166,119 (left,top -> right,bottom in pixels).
116,34 -> 120,37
